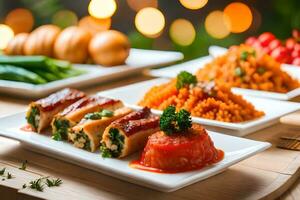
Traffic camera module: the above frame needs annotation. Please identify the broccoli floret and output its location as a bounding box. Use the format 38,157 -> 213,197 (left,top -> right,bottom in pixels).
176,71 -> 197,90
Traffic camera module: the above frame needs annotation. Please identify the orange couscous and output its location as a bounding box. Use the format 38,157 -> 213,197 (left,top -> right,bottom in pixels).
139,79 -> 264,123
196,45 -> 299,93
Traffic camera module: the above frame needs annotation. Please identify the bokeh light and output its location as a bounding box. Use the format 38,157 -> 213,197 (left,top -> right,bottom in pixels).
0,24 -> 15,50
52,10 -> 78,28
224,2 -> 253,33
205,10 -> 230,39
127,0 -> 158,12
170,19 -> 196,46
88,0 -> 117,19
4,8 -> 34,34
179,0 -> 208,10
78,16 -> 111,35
135,7 -> 165,38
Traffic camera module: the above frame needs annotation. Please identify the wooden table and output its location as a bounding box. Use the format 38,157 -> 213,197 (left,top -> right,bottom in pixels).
0,74 -> 300,200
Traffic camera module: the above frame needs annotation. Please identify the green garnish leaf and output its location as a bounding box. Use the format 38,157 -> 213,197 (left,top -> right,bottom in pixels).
46,178 -> 62,187
84,110 -> 114,120
100,109 -> 114,117
7,173 -> 13,179
19,160 -> 28,170
241,50 -> 256,61
29,178 -> 44,192
100,143 -> 112,158
176,71 -> 197,90
159,106 -> 192,135
22,184 -> 27,189
0,168 -> 6,175
257,67 -> 266,75
52,132 -> 62,141
235,67 -> 245,77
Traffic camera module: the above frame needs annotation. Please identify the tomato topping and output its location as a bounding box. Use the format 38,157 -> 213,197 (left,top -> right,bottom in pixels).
258,32 -> 275,47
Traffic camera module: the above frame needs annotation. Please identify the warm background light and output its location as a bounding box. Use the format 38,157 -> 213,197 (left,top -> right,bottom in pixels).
205,10 -> 230,39
224,2 -> 253,33
127,0 -> 158,12
179,0 -> 208,10
78,16 -> 111,35
170,19 -> 196,46
88,0 -> 117,19
52,10 -> 78,28
135,7 -> 165,38
4,8 -> 34,34
0,24 -> 15,50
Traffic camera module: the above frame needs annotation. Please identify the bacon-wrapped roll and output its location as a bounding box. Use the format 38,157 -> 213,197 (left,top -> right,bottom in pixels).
69,107 -> 132,152
26,88 -> 85,133
51,96 -> 123,140
100,107 -> 159,158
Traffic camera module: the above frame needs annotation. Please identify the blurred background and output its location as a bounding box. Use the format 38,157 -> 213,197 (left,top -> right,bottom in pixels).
0,0 -> 299,60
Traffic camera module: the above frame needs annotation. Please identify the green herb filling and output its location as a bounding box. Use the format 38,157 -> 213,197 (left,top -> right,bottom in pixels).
52,119 -> 70,141
26,107 -> 40,130
100,128 -> 124,158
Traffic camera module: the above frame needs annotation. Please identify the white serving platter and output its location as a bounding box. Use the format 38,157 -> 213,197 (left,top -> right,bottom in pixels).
0,48 -> 183,99
0,111 -> 270,192
149,46 -> 300,100
99,78 -> 300,136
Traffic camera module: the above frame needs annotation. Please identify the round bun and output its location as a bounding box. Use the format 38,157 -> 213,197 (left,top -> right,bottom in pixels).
5,33 -> 29,55
23,25 -> 61,56
54,26 -> 92,63
89,30 -> 130,66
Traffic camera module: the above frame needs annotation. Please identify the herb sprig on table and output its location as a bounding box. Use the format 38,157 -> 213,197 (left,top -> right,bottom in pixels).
19,160 -> 28,170
26,177 -> 63,192
159,106 -> 192,135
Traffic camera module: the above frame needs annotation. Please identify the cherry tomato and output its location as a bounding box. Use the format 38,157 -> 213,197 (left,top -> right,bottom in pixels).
292,29 -> 300,40
292,57 -> 300,65
245,37 -> 256,46
262,47 -> 272,54
285,38 -> 296,50
258,32 -> 276,47
269,39 -> 281,50
292,49 -> 300,58
270,46 -> 290,63
252,40 -> 263,50
294,43 -> 300,51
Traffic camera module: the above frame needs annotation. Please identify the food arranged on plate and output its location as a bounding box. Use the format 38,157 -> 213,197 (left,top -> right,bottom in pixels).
26,88 -> 86,132
5,24 -> 130,66
139,71 -> 264,122
100,107 -> 160,158
0,55 -> 85,84
24,88 -> 224,174
244,29 -> 300,65
196,45 -> 300,93
131,106 -> 224,173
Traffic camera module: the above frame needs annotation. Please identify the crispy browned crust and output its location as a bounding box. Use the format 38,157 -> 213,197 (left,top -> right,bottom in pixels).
110,107 -> 159,137
33,88 -> 86,112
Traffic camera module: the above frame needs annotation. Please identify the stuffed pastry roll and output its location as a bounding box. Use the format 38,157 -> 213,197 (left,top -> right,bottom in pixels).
52,96 -> 123,140
26,88 -> 85,133
69,107 -> 132,152
100,107 -> 159,158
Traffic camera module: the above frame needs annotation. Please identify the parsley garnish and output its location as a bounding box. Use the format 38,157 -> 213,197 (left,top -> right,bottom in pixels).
235,67 -> 245,77
19,160 -> 28,170
176,71 -> 197,90
0,168 -> 5,175
29,178 -> 44,192
46,178 -> 62,187
22,184 -> 27,189
159,106 -> 192,135
7,173 -> 13,179
240,50 -> 256,61
257,67 -> 266,75
84,109 -> 114,120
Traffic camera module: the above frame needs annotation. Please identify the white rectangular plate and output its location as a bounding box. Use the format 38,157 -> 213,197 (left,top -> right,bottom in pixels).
0,49 -> 183,99
0,112 -> 270,192
99,78 -> 300,136
149,46 -> 300,100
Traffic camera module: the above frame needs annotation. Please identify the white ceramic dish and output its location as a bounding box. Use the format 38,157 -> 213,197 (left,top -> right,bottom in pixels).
0,112 -> 270,192
99,78 -> 300,136
0,49 -> 183,99
149,46 -> 300,100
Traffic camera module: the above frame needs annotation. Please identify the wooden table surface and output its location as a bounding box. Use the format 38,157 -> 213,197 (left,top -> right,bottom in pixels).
0,74 -> 300,200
